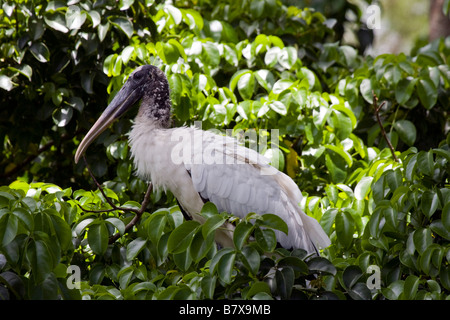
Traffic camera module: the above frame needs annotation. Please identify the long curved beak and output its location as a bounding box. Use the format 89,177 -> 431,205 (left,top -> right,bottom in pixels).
74,80 -> 142,163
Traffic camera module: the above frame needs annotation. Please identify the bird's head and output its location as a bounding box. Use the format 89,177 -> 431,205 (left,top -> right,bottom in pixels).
74,65 -> 171,163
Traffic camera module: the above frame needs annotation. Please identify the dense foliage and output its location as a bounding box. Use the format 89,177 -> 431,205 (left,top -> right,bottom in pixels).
0,0 -> 449,300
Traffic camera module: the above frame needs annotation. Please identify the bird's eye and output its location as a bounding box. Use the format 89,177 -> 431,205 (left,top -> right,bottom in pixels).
134,72 -> 143,80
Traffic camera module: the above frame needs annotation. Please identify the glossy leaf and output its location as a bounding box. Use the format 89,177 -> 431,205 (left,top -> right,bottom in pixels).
335,211 -> 355,248
233,221 -> 254,250
255,227 -> 277,252
126,238 -> 147,261
393,120 -> 416,146
88,222 -> 109,255
275,267 -> 294,299
167,220 -> 200,254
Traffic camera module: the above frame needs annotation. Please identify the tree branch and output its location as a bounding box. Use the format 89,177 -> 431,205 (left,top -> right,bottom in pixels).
79,155 -> 153,244
372,92 -> 399,162
109,182 -> 153,244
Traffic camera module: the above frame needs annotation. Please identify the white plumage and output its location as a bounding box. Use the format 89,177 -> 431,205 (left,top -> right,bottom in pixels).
129,114 -> 330,254
75,65 -> 331,255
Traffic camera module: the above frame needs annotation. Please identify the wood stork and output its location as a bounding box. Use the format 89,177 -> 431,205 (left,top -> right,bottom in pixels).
75,65 -> 330,255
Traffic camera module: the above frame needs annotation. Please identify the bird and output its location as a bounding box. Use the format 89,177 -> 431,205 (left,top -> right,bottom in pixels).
74,64 -> 331,255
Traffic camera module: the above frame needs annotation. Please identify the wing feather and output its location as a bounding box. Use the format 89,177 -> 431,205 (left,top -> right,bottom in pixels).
184,128 -> 330,254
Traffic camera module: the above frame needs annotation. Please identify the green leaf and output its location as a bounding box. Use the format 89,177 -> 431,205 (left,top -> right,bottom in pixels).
217,251 -> 236,284
335,211 -> 355,248
200,274 -> 216,299
88,221 -> 109,255
109,17 -> 134,38
368,208 -> 383,238
0,271 -> 25,298
146,211 -> 167,244
348,282 -> 371,300
395,78 -> 416,105
247,281 -> 271,299
201,42 -> 220,67
418,244 -> 440,274
260,214 -> 289,235
442,202 -> 450,231
233,221 -> 254,250
421,190 -> 439,219
255,227 -> 277,252
393,120 -> 416,146
74,217 -> 95,236
237,72 -> 255,100
167,220 -> 200,254
26,239 -> 53,283
405,153 -> 418,181
413,228 -> 433,255
200,202 -> 219,219
271,79 -> 293,94
165,4 -> 182,25
417,151 -> 434,176
105,217 -> 125,235
210,248 -> 234,275
324,145 -> 353,167
254,69 -> 275,92
416,78 -> 438,109
278,47 -> 297,70
402,275 -> 419,300
12,207 -> 33,231
382,280 -> 404,300
440,266 -> 450,291
30,272 -> 59,299
52,106 -> 73,127
118,266 -> 134,289
320,208 -> 338,235
343,265 -> 363,289
173,250 -> 193,272
268,101 -> 287,115
354,176 -> 373,200
190,230 -> 214,262
430,220 -> 450,240
0,74 -> 15,91
30,42 -> 50,63
0,213 -> 18,247
277,256 -> 308,277
126,237 -> 147,261
275,267 -> 294,299
202,214 -> 226,239
360,78 -> 374,103
240,246 -> 260,275
66,5 -> 87,30
183,9 -> 204,30
66,96 -> 84,112
44,12 -> 69,33
307,257 -> 337,275
49,214 -> 72,250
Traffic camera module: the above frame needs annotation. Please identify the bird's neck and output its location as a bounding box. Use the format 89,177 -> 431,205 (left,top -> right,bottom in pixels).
138,96 -> 172,129
133,112 -> 168,131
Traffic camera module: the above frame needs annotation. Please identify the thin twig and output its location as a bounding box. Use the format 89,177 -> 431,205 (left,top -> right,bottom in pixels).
108,182 -> 153,244
79,155 -> 153,244
372,92 -> 399,162
82,155 -> 138,213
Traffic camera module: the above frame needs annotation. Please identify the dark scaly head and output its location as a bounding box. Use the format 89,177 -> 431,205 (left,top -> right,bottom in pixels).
74,65 -> 171,163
